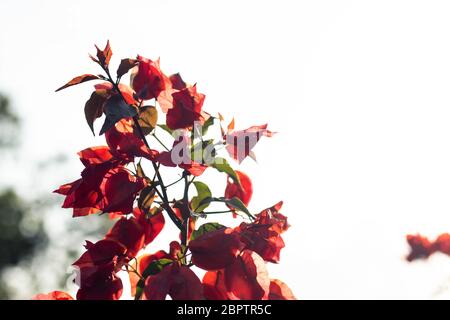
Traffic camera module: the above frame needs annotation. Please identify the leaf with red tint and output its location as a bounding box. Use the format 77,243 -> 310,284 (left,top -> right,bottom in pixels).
77,276 -> 123,300
227,118 -> 235,133
84,91 -> 107,135
102,167 -> 147,216
224,250 -> 270,300
224,170 -> 253,215
169,73 -> 187,90
434,233 -> 450,255
406,234 -> 434,262
133,207 -> 165,245
406,233 -> 450,261
167,265 -> 203,300
128,250 -> 172,297
238,224 -> 285,263
225,124 -> 274,163
32,291 -> 74,300
55,161 -> 114,217
156,73 -> 187,112
256,201 -> 289,233
106,118 -> 159,162
202,270 -> 228,300
78,146 -> 114,166
55,74 -> 100,92
55,159 -> 145,217
189,228 -> 245,270
131,56 -> 169,100
117,58 -> 138,78
236,201 -> 289,263
95,82 -> 137,106
180,161 -> 208,177
105,218 -> 146,258
268,279 -> 296,300
73,239 -> 126,268
166,85 -> 205,130
73,239 -> 125,300
92,40 -> 112,68
144,264 -> 203,300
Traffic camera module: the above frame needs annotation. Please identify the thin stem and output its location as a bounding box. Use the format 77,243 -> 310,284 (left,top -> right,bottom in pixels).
181,174 -> 191,247
201,210 -> 234,215
151,133 -> 170,151
102,68 -> 184,232
165,176 -> 184,188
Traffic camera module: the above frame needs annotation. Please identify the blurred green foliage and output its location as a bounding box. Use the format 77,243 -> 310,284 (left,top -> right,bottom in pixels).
0,94 -> 19,148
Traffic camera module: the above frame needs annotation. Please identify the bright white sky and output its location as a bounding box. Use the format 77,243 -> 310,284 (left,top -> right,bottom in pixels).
1,0 -> 450,299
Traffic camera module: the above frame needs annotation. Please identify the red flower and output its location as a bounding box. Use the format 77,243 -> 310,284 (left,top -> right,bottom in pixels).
54,146 -> 147,217
434,233 -> 450,255
131,56 -> 169,100
406,233 -> 450,261
236,201 -> 289,263
133,207 -> 166,245
32,291 -> 74,300
224,170 -> 253,212
73,239 -> 126,300
406,234 -> 435,261
95,82 -> 137,106
166,85 -> 205,130
77,277 -> 123,300
202,270 -> 228,300
78,146 -> 114,166
189,228 -> 245,270
224,250 -> 270,300
101,167 -> 147,215
128,250 -> 172,297
106,118 -> 159,162
268,279 -> 296,300
171,206 -> 196,241
144,263 -> 203,300
105,218 -> 145,258
55,161 -> 114,217
105,208 -> 165,258
201,250 -> 271,300
225,124 -> 274,163
156,73 -> 187,112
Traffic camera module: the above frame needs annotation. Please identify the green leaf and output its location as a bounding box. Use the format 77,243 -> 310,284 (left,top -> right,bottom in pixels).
201,116 -> 215,136
135,279 -> 145,300
134,257 -> 173,300
225,197 -> 254,219
210,157 -> 240,186
191,181 -> 212,212
84,91 -> 106,135
191,222 -> 225,241
138,106 -> 158,135
198,196 -> 255,219
135,258 -> 173,299
141,258 -> 173,278
99,95 -> 137,135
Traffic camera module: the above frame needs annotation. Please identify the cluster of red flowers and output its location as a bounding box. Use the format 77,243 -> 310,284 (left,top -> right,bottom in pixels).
406,233 -> 450,262
33,42 -> 295,300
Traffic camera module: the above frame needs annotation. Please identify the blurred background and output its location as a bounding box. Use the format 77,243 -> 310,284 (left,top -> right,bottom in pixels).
0,0 -> 450,299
